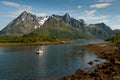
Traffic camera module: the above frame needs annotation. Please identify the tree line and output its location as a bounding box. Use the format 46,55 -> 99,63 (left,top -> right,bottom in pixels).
106,32 -> 120,50
0,34 -> 70,43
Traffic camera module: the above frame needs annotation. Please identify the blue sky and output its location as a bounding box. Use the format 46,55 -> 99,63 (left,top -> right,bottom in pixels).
0,0 -> 120,30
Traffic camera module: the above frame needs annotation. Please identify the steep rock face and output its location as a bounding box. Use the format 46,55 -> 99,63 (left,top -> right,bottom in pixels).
0,11 -> 114,39
0,11 -> 48,36
62,13 -> 71,23
88,23 -> 114,39
61,14 -> 114,39
53,14 -> 114,39
31,16 -> 89,39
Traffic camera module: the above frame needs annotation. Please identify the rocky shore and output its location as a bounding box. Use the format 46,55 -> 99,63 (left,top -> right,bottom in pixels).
63,43 -> 120,80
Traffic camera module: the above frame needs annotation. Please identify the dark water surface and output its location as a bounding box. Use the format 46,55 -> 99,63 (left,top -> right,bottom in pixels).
0,40 -> 105,80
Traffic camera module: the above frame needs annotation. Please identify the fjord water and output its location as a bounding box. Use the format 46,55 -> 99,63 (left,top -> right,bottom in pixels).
0,40 -> 105,79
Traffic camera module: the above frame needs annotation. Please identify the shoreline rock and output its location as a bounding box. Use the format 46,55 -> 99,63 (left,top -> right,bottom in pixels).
63,43 -> 120,80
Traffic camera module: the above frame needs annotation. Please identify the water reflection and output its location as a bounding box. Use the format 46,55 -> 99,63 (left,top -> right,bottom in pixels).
0,40 -> 105,79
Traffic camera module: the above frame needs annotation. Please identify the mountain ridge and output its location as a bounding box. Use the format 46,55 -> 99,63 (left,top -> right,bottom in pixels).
0,11 -> 114,39
0,11 -> 48,36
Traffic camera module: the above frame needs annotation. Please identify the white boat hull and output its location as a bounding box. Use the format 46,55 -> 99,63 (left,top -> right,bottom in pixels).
36,50 -> 43,54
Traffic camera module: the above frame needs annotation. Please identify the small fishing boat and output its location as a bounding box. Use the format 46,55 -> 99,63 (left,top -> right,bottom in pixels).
36,49 -> 43,54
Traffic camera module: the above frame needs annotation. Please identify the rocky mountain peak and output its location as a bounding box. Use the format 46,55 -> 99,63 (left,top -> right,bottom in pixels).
95,22 -> 108,28
64,13 -> 70,18
79,19 -> 85,23
19,11 -> 29,18
0,11 -> 48,36
62,13 -> 71,23
0,11 -> 114,39
21,11 -> 28,15
101,22 -> 107,26
14,11 -> 35,22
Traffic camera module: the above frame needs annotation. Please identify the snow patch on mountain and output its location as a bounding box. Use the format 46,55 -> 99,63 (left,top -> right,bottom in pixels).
39,17 -> 48,25
22,15 -> 27,21
34,16 -> 49,29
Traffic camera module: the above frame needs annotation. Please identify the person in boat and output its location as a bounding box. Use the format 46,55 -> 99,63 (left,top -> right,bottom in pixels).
36,49 -> 43,54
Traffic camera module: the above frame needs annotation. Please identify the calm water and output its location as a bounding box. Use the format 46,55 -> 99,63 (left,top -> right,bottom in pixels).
0,40 -> 105,80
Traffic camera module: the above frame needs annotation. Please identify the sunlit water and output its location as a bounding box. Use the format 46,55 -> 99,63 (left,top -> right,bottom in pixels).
0,40 -> 105,80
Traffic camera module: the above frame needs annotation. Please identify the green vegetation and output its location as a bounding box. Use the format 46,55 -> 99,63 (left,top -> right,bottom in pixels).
107,32 -> 120,49
0,12 -> 114,40
0,34 -> 70,43
30,17 -> 94,40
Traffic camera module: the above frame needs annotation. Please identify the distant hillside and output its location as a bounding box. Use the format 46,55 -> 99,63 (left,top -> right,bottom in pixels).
87,23 -> 114,39
113,29 -> 120,34
0,11 -> 114,39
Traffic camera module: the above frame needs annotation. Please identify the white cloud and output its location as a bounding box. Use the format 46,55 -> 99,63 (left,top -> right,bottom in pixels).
115,16 -> 120,22
97,19 -> 108,23
30,12 -> 47,17
8,6 -> 32,18
77,5 -> 82,9
111,25 -> 120,30
110,16 -> 120,29
96,0 -> 113,2
116,16 -> 120,19
90,3 -> 111,8
1,1 -> 47,18
78,9 -> 109,24
37,13 -> 47,16
78,15 -> 109,22
47,10 -> 72,15
1,1 -> 32,17
9,9 -> 47,18
85,10 -> 96,16
1,1 -> 20,8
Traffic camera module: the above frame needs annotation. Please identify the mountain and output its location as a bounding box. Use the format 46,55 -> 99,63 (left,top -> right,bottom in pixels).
0,11 -> 48,36
85,23 -> 114,39
49,14 -> 114,39
30,15 -> 90,39
113,29 -> 120,34
0,11 -> 114,39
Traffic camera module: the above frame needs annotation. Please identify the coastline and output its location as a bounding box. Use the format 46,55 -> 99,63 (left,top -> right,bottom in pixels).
63,43 -> 120,80
0,41 -> 72,46
1,41 -> 120,80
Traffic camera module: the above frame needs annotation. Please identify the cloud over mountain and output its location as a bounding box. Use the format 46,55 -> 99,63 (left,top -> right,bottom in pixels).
77,5 -> 82,9
85,10 -> 96,16
90,3 -> 111,8
96,0 -> 113,2
1,1 -> 20,8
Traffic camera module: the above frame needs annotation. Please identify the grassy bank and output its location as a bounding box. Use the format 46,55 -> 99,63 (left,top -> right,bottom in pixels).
0,35 -> 72,46
0,41 -> 72,46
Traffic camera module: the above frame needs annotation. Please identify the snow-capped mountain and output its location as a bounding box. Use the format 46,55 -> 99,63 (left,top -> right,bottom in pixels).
0,11 -> 48,36
0,11 -> 114,39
